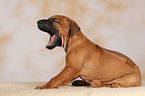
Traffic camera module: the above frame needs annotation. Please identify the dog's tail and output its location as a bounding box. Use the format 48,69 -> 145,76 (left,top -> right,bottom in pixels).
72,80 -> 90,86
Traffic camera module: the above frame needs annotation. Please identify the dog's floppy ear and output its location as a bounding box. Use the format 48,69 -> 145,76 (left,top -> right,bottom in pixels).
68,19 -> 80,37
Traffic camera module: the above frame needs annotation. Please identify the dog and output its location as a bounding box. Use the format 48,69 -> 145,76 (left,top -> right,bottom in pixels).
36,15 -> 141,89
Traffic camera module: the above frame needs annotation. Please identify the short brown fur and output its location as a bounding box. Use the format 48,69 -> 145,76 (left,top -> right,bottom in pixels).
36,15 -> 141,89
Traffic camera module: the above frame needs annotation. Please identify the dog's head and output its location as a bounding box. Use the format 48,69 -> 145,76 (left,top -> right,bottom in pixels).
37,15 -> 80,50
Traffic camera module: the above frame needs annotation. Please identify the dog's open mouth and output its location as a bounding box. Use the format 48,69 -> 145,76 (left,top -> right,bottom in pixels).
46,34 -> 61,49
37,20 -> 62,49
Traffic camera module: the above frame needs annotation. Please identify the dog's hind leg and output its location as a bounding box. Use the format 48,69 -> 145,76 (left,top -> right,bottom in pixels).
103,73 -> 141,88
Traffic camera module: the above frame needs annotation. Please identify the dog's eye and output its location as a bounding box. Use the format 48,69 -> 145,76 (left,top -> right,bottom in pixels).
67,19 -> 71,24
52,18 -> 60,24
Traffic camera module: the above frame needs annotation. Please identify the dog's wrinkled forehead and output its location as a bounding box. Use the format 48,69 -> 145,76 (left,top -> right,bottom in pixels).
48,15 -> 80,37
49,15 -> 71,25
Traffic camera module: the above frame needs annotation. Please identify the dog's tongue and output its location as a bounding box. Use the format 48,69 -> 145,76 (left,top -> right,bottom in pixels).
46,35 -> 57,47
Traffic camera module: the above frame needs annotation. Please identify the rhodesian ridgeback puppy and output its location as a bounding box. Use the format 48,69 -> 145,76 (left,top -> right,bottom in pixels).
36,15 -> 141,89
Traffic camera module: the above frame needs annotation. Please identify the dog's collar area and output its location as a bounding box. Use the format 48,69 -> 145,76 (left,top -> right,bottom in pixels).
63,31 -> 81,52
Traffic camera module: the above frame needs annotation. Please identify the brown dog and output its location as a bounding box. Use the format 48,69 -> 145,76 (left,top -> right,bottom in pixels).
36,15 -> 141,89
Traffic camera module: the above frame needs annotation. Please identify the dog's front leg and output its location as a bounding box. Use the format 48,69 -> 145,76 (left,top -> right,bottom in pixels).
35,65 -> 78,89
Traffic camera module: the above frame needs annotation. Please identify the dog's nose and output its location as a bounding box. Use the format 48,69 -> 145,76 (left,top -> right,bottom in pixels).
37,20 -> 42,24
37,19 -> 48,24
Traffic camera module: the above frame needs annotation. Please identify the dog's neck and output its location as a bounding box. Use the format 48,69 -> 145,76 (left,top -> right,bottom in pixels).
64,31 -> 89,53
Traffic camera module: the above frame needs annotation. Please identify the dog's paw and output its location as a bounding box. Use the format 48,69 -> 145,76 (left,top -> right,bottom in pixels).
35,86 -> 50,89
35,85 -> 58,89
35,86 -> 44,89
